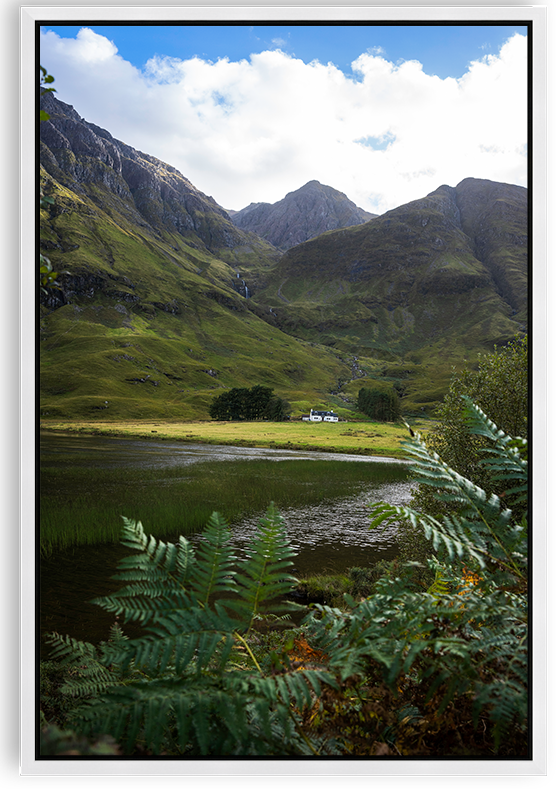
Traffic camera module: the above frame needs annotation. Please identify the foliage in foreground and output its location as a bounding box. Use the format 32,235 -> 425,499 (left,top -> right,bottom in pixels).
304,399 -> 528,755
396,334 -> 528,586
426,334 -> 528,491
42,399 -> 528,757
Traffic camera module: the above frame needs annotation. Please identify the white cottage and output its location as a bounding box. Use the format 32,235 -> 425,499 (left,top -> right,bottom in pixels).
308,409 -> 339,423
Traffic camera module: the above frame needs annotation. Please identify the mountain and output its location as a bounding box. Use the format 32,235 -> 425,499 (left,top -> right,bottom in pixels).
39,93 -> 279,268
250,178 -> 527,411
39,93 -> 527,419
230,180 -> 377,250
39,93 -> 352,419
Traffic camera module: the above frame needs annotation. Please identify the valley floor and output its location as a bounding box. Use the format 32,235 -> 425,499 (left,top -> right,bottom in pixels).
39,418 -> 435,458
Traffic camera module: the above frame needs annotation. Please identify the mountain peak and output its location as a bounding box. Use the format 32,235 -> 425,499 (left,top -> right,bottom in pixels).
232,180 -> 377,250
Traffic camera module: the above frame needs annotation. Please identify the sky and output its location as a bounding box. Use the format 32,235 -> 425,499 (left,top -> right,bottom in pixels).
39,23 -> 529,215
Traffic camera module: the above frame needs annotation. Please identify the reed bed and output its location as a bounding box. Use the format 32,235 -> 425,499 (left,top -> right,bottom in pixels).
40,458 -> 408,557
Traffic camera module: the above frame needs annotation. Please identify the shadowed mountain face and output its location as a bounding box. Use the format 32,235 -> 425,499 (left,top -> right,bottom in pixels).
39,92 -> 280,263
39,93 -> 527,419
250,178 -> 527,410
230,180 -> 377,250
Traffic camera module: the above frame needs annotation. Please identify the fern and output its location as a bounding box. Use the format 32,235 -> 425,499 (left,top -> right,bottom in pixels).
461,398 -> 528,511
43,403 -> 528,756
369,399 -> 527,583
44,503 -> 337,756
188,511 -> 237,607
304,399 -> 529,754
226,502 -> 300,632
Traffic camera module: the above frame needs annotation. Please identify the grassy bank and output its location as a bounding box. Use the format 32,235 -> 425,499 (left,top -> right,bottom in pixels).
39,418 -> 433,458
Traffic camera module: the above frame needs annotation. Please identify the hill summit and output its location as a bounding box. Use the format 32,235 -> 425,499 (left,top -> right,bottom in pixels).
230,180 -> 377,250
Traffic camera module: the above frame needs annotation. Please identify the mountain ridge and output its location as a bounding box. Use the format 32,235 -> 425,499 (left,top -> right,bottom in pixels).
249,177 -> 527,409
40,92 -> 280,266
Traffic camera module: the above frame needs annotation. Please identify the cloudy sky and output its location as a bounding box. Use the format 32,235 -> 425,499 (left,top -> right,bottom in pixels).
39,24 -> 528,215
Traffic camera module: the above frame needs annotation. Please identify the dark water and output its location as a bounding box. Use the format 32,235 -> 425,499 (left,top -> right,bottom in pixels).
39,433 -> 413,653
39,431 -> 410,469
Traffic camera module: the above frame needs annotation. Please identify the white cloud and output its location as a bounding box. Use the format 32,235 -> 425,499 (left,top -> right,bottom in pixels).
40,29 -> 527,214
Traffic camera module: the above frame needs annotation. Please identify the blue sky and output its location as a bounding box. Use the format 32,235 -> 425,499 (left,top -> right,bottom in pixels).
42,23 -> 527,79
40,24 -> 528,214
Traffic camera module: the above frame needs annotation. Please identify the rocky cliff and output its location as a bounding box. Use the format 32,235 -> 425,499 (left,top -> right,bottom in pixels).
230,180 -> 376,250
40,92 -> 279,263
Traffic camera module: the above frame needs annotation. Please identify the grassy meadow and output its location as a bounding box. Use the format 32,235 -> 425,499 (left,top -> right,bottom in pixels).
40,417 -> 433,458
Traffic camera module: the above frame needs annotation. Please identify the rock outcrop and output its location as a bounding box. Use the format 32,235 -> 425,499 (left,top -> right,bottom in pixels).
40,92 -> 278,258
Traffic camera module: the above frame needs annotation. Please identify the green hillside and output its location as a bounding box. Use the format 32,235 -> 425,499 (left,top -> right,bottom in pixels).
39,94 -> 527,420
250,181 -> 527,412
39,170 -> 351,420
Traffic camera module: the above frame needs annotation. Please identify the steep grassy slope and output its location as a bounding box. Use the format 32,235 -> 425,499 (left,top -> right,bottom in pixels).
39,179 -> 351,419
251,180 -> 527,412
39,97 -> 351,419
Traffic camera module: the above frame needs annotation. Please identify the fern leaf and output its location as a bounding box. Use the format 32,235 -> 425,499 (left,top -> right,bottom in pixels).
427,567 -> 452,597
188,511 -> 237,607
92,519 -> 197,625
227,503 -> 300,631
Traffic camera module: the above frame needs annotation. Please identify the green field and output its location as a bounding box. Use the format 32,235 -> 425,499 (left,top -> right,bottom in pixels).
39,417 -> 434,458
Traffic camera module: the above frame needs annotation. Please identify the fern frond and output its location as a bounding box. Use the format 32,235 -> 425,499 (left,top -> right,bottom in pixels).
461,398 -> 528,505
371,417 -> 527,578
107,605 -> 236,677
188,511 -> 237,607
227,503 -> 300,631
43,632 -> 119,698
91,518 -> 197,624
427,567 -> 452,597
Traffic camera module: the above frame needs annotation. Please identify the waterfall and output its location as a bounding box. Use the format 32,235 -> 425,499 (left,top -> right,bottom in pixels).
237,277 -> 249,299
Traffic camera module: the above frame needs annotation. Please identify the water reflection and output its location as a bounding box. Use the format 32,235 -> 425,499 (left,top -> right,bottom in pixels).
227,481 -> 413,574
40,431 -> 409,470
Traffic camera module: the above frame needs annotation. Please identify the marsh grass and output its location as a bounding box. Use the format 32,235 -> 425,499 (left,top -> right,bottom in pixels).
295,561 -> 398,607
40,458 -> 408,557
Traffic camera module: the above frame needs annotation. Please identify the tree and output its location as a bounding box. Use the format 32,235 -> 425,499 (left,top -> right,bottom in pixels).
247,385 -> 274,419
266,395 -> 291,421
40,65 -> 56,119
426,334 -> 528,492
39,65 -> 60,293
357,386 -> 400,421
209,385 -> 282,421
209,387 -> 249,420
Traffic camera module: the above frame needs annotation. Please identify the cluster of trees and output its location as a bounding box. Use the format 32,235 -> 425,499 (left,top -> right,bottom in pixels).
357,386 -> 401,421
209,384 -> 290,421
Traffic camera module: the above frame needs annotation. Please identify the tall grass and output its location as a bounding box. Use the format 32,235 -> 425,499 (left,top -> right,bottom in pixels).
40,459 -> 408,557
